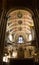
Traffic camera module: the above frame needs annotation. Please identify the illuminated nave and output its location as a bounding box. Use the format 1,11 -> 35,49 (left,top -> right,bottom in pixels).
0,0 -> 39,65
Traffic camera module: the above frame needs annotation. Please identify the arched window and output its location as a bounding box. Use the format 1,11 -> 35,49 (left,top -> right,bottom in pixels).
17,36 -> 24,43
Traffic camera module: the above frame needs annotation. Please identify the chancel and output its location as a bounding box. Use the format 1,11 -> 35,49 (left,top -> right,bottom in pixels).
0,0 -> 39,65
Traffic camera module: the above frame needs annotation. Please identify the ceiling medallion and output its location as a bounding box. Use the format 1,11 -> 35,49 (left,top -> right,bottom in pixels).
17,11 -> 22,18
18,20 -> 22,25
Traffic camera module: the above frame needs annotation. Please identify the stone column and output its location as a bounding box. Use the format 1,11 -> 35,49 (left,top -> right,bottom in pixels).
0,0 -> 7,65
32,0 -> 39,49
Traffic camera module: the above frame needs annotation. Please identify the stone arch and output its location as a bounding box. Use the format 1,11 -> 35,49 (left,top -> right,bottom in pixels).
6,8 -> 36,44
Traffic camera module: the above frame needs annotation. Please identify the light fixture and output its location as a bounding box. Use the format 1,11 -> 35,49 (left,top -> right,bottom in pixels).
3,54 -> 9,63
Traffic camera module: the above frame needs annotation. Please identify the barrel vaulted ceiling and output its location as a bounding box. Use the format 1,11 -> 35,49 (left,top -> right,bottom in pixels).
6,10 -> 34,35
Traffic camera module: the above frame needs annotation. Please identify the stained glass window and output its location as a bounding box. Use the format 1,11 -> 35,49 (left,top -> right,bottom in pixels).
18,36 -> 24,43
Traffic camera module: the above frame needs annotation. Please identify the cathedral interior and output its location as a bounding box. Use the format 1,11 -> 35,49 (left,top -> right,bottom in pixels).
0,0 -> 39,65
